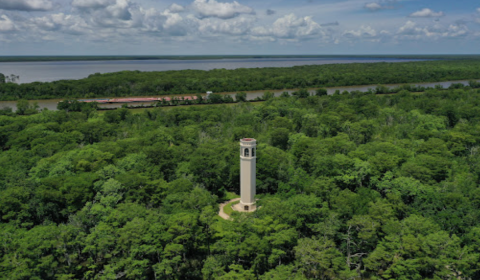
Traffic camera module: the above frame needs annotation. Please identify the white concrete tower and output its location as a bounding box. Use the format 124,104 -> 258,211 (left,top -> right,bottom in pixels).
235,138 -> 257,212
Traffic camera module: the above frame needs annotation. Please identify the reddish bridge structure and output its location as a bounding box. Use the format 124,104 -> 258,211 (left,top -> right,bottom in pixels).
78,96 -> 198,104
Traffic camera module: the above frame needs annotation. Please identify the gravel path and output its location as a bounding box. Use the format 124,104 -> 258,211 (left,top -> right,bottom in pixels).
218,198 -> 240,220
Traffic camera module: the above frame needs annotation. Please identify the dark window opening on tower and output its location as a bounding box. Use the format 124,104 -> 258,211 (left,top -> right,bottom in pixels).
245,148 -> 249,157
245,206 -> 249,211
252,148 -> 255,157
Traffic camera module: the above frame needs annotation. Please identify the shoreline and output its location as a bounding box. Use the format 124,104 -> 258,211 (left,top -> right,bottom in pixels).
0,54 -> 467,63
1,78 -> 478,112
95,82 -> 478,112
1,78 -> 477,102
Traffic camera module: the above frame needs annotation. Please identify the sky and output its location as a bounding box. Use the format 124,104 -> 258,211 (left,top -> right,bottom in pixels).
0,0 -> 479,55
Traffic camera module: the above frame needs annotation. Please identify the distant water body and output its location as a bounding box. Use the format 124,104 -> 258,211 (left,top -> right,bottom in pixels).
0,57 -> 424,84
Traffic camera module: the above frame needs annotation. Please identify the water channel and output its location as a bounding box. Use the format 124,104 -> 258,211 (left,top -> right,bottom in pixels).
0,57 -> 423,84
0,79 -> 477,111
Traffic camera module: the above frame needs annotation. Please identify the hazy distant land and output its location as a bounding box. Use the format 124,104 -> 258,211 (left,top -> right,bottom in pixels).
0,54 -> 479,63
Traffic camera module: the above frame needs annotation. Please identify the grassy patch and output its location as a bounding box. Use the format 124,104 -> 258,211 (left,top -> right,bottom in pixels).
223,201 -> 240,216
225,192 -> 240,200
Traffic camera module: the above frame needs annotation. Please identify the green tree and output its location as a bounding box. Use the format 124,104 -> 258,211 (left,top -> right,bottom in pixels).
188,142 -> 228,197
270,128 -> 290,150
235,92 -> 247,102
295,237 -> 347,279
263,91 -> 274,100
15,99 -> 30,115
293,89 -> 310,98
208,93 -> 224,103
315,88 -> 327,96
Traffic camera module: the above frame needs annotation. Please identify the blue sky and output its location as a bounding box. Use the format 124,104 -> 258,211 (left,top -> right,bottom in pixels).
0,0 -> 479,55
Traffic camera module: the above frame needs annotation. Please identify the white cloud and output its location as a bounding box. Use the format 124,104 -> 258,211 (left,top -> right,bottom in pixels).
0,0 -> 477,53
343,25 -> 377,38
73,0 -> 135,28
168,3 -> 185,13
364,1 -> 398,12
0,0 -> 53,11
365,3 -> 382,11
193,15 -> 255,35
71,0 -> 114,9
104,6 -> 189,36
161,9 -> 188,35
31,15 -> 60,31
191,0 -> 254,19
342,25 -> 391,43
409,8 -> 445,18
397,20 -> 418,35
105,0 -> 131,20
0,15 -> 15,32
397,21 -> 443,38
30,13 -> 90,35
446,24 -> 468,38
72,0 -> 133,21
251,14 -> 323,40
163,12 -> 182,29
138,8 -> 165,32
396,20 -> 468,40
274,14 -> 321,38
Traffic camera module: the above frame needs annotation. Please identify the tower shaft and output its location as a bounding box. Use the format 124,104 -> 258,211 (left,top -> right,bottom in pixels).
240,156 -> 256,205
237,138 -> 257,212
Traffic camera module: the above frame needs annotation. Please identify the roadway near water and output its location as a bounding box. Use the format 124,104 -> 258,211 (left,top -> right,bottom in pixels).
0,79 -> 477,111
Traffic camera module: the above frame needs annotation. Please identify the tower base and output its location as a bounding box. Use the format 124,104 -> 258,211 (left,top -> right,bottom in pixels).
233,201 -> 257,212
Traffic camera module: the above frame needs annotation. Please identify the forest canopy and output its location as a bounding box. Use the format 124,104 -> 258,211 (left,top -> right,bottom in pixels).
1,59 -> 480,100
2,86 -> 480,279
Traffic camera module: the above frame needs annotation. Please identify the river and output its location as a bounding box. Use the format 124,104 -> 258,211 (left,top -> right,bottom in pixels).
0,57 -> 423,84
0,79 -> 476,111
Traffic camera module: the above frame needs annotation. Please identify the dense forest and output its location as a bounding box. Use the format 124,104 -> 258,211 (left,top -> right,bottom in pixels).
2,86 -> 480,279
1,59 -> 480,100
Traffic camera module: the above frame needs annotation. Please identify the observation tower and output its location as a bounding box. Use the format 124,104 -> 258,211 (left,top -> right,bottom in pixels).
234,138 -> 257,212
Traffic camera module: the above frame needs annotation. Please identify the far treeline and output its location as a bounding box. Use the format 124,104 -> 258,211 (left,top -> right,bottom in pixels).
0,54 -> 478,63
1,59 -> 480,100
